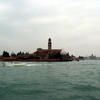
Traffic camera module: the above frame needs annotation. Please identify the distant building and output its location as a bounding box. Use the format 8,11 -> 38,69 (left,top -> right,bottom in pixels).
34,38 -> 62,59
83,54 -> 100,60
89,54 -> 97,60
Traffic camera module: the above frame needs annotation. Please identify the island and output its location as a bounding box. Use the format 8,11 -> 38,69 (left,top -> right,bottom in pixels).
0,38 -> 79,62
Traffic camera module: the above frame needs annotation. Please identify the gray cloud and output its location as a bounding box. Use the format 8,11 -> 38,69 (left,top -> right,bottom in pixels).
0,0 -> 100,56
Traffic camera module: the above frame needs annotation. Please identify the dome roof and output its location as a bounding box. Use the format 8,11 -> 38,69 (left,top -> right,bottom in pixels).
60,49 -> 67,55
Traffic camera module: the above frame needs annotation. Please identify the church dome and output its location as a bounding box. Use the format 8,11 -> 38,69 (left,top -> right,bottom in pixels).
60,49 -> 67,55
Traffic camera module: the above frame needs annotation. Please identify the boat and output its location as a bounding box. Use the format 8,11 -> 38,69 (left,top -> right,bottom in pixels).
3,62 -> 26,67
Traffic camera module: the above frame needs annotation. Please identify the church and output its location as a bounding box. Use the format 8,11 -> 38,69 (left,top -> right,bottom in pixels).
33,38 -> 62,60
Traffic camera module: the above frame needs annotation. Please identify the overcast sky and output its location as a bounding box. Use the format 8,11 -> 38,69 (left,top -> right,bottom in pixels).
0,0 -> 100,56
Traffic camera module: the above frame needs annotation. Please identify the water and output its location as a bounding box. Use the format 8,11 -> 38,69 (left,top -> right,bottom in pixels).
0,60 -> 100,100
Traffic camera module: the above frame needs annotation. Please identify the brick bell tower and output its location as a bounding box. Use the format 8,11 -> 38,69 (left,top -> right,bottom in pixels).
48,38 -> 52,51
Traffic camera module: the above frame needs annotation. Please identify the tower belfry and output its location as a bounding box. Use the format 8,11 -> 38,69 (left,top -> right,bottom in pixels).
48,38 -> 52,50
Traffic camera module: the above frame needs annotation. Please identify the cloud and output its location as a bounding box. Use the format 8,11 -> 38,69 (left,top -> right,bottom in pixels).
0,0 -> 100,56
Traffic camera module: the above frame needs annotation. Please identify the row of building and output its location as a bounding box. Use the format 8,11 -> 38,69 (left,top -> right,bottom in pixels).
79,54 -> 100,60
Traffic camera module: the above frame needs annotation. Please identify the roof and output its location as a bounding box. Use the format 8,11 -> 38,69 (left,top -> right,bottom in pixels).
34,48 -> 62,57
35,49 -> 61,54
37,48 -> 61,51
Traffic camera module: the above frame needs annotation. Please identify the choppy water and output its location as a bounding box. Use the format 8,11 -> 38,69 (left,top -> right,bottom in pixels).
0,60 -> 100,100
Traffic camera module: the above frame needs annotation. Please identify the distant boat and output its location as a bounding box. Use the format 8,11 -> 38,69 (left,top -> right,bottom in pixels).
3,62 -> 26,67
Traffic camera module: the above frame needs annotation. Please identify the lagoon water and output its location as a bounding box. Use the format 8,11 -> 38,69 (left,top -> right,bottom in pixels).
0,60 -> 100,100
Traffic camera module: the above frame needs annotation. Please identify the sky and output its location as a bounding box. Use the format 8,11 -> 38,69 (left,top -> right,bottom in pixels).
0,0 -> 100,56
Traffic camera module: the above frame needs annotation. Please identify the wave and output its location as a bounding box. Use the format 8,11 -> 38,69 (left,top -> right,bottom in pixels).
2,62 -> 53,67
26,63 -> 52,66
26,64 -> 42,66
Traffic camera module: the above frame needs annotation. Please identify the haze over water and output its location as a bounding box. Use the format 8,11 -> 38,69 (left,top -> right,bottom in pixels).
0,60 -> 100,100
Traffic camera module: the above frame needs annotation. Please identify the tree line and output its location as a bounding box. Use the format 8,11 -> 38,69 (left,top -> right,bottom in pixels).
1,51 -> 29,57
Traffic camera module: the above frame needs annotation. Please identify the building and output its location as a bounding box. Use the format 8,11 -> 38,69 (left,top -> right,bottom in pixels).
33,38 -> 62,60
89,54 -> 97,60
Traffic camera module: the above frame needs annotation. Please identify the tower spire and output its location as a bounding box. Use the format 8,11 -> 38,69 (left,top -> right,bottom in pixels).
48,38 -> 52,50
